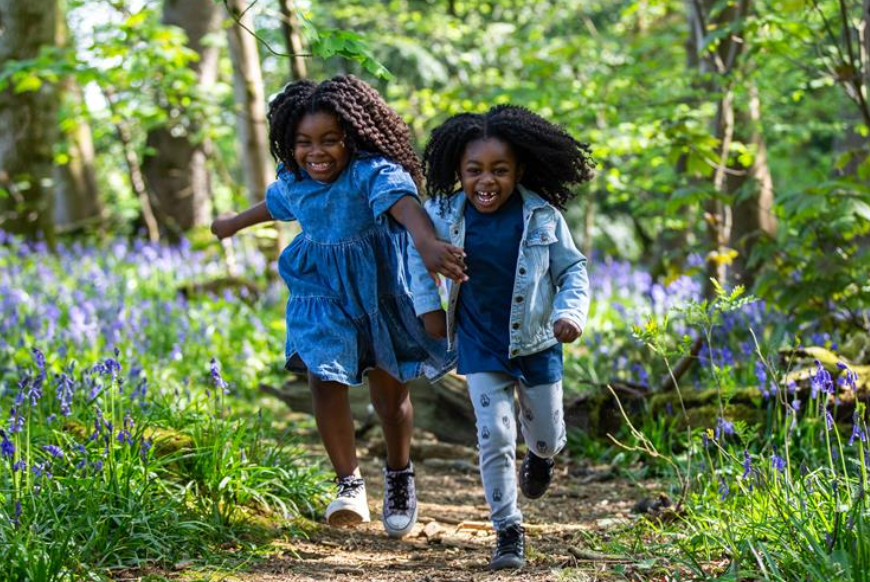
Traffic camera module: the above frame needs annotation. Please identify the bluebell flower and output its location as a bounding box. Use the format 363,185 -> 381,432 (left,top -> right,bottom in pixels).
140,438 -> 152,460
8,408 -> 24,434
31,347 -> 46,377
715,417 -> 735,439
32,462 -> 52,479
210,357 -> 229,394
771,446 -> 786,473
825,410 -> 834,431
741,450 -> 752,479
755,360 -> 767,388
0,431 -> 14,458
55,373 -> 74,417
718,476 -> 730,501
849,414 -> 866,446
12,460 -> 26,472
12,500 -> 21,527
42,445 -> 64,459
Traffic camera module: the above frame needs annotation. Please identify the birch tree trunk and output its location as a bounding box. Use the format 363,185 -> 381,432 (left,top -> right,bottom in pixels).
141,0 -> 222,234
0,0 -> 59,243
226,0 -> 271,202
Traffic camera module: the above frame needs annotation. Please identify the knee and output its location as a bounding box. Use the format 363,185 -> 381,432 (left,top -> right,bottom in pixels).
309,376 -> 345,404
528,428 -> 566,459
371,391 -> 411,425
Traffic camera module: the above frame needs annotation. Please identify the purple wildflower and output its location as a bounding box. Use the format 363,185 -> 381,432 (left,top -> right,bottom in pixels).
8,408 -> 24,434
140,438 -> 152,460
210,357 -> 229,394
41,445 -> 63,459
838,363 -> 858,392
849,414 -> 866,446
718,476 -> 730,501
825,410 -> 834,431
31,347 -> 46,377
12,460 -> 26,472
771,446 -> 786,473
31,461 -> 51,479
741,450 -> 752,479
715,417 -> 735,439
0,431 -> 14,458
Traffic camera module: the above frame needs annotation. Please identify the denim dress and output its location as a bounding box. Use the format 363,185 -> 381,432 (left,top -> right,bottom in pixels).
265,153 -> 454,386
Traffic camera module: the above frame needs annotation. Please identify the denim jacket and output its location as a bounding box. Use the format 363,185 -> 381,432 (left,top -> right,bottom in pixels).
407,186 -> 590,358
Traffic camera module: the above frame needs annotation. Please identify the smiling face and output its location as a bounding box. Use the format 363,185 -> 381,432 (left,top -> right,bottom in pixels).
459,137 -> 524,213
293,111 -> 351,183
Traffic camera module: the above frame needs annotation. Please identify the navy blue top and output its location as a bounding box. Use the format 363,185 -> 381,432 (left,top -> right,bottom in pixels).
456,191 -> 563,385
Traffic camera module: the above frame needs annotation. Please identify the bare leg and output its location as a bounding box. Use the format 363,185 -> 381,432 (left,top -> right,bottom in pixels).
309,373 -> 359,478
368,368 -> 413,470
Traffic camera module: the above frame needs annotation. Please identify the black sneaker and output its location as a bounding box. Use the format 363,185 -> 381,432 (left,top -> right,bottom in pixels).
490,524 -> 525,571
520,452 -> 555,499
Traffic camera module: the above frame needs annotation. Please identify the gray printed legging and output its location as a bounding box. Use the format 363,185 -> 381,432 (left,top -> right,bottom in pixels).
466,371 -> 567,530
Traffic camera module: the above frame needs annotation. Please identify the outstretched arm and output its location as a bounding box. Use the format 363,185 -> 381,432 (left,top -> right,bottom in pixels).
211,202 -> 272,239
389,196 -> 468,283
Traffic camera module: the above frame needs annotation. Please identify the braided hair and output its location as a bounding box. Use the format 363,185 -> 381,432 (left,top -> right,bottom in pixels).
423,105 -> 594,210
267,75 -> 423,189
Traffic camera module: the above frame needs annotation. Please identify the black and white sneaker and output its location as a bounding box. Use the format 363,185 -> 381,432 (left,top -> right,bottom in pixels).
520,452 -> 555,499
382,462 -> 418,538
325,475 -> 370,527
490,523 -> 525,570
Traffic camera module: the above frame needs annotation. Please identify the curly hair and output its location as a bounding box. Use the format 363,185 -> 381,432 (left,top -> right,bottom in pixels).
267,75 -> 423,189
423,105 -> 594,209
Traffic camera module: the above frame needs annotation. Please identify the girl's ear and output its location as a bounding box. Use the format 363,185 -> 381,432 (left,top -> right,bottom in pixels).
517,162 -> 526,182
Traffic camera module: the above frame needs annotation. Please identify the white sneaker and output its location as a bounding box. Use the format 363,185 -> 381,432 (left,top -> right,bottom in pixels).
382,462 -> 418,538
325,475 -> 371,527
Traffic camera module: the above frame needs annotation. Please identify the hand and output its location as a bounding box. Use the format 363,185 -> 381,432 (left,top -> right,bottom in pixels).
211,213 -> 238,240
422,311 -> 447,339
419,238 -> 467,283
553,319 -> 582,343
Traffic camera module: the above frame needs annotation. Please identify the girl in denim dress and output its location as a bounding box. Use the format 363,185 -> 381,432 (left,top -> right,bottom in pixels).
211,76 -> 465,538
408,105 -> 594,569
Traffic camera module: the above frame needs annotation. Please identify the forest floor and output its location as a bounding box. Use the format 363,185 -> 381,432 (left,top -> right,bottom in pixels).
157,425 -> 685,582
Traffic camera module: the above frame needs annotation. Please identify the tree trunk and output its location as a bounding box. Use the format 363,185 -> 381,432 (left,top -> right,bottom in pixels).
141,0 -> 222,235
687,0 -> 774,294
53,6 -> 101,231
53,85 -> 101,230
226,0 -> 271,202
0,0 -> 59,243
730,85 -> 776,287
279,0 -> 308,80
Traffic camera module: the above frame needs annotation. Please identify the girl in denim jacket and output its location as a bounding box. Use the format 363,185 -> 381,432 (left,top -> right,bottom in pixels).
408,105 -> 593,570
211,76 -> 466,538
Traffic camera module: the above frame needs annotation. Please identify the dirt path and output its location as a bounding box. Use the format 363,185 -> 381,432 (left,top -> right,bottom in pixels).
244,434 -> 665,582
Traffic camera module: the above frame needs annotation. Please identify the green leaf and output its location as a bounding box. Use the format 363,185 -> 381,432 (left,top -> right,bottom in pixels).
14,74 -> 42,93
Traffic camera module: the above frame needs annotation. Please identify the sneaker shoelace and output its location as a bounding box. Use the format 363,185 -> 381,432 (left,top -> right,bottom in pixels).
385,468 -> 414,512
335,476 -> 365,499
496,524 -> 524,557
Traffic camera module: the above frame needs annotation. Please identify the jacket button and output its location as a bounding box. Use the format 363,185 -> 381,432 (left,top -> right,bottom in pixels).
514,296 -> 524,303
511,349 -> 518,356
518,267 -> 526,275
512,322 -> 520,330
